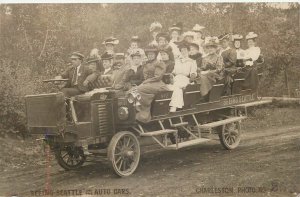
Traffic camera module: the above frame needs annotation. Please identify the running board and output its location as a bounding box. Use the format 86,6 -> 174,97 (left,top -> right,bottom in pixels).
197,116 -> 246,129
235,99 -> 272,108
166,138 -> 210,150
140,129 -> 177,137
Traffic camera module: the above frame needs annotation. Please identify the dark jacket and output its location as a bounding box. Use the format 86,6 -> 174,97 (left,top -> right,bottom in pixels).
189,53 -> 202,69
61,65 -> 98,92
221,48 -> 237,68
163,60 -> 175,74
121,65 -> 144,90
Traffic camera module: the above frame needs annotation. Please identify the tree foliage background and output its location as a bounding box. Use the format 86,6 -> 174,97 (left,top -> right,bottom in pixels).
0,3 -> 299,136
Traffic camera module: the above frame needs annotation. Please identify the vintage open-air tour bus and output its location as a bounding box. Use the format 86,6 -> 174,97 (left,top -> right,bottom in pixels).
25,70 -> 271,177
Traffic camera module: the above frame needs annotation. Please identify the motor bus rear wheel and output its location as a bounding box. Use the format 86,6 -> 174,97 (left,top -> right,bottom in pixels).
218,121 -> 241,150
55,145 -> 86,170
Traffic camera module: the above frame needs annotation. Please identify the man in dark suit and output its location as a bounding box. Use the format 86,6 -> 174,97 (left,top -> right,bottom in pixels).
57,52 -> 98,97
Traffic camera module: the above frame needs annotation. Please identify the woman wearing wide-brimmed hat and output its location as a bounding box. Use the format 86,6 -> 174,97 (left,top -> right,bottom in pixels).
149,22 -> 163,47
102,37 -> 119,55
242,32 -> 263,90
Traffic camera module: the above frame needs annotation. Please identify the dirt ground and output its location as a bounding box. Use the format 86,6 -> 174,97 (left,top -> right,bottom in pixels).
0,107 -> 300,197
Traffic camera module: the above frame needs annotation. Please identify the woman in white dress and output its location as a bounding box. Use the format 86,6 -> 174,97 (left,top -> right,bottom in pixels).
169,41 -> 197,112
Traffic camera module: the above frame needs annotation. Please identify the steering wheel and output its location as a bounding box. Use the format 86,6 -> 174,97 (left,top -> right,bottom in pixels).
43,78 -> 69,90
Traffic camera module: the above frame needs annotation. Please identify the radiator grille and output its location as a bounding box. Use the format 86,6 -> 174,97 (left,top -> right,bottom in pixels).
97,102 -> 109,135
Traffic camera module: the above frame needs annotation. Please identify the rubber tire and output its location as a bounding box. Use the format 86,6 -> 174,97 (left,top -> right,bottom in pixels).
107,131 -> 140,177
55,146 -> 86,170
218,122 -> 241,150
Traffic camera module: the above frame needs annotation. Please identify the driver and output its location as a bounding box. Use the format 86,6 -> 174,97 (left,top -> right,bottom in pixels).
56,52 -> 98,97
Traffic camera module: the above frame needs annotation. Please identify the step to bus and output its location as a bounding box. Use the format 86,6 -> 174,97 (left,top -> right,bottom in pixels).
197,116 -> 246,129
166,138 -> 210,150
235,99 -> 272,108
140,129 -> 177,137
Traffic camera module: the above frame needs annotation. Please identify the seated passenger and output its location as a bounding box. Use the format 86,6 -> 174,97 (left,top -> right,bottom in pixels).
89,42 -> 100,59
242,32 -> 262,90
102,37 -> 119,55
85,56 -> 104,90
244,32 -> 262,66
112,53 -> 130,90
196,37 -> 224,97
182,31 -> 196,43
189,42 -> 202,68
219,33 -> 237,95
126,36 -> 147,64
149,22 -> 162,47
57,52 -> 99,98
156,32 -> 171,61
119,51 -> 144,91
86,56 -> 103,73
232,34 -> 246,67
159,46 -> 175,74
101,52 -> 114,75
135,48 -> 169,122
192,24 -> 206,56
169,41 -> 197,112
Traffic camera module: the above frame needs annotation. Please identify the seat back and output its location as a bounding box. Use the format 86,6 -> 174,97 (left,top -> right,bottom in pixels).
183,84 -> 201,108
88,75 -> 113,90
209,83 -> 225,102
151,91 -> 173,117
232,78 -> 245,95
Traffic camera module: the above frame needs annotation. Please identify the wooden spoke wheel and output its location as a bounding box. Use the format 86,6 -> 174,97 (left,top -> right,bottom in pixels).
219,122 -> 241,150
108,131 -> 140,177
55,145 -> 86,170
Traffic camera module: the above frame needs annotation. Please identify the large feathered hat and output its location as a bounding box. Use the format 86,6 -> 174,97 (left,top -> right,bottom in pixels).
102,37 -> 119,45
246,32 -> 258,40
169,22 -> 183,32
204,36 -> 219,47
131,36 -> 141,42
218,33 -> 230,41
149,22 -> 162,32
192,24 -> 205,32
101,52 -> 114,60
70,52 -> 84,60
182,31 -> 196,39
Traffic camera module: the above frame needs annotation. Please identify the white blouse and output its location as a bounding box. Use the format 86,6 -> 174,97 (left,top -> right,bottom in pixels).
169,41 -> 181,60
245,46 -> 261,66
173,57 -> 197,77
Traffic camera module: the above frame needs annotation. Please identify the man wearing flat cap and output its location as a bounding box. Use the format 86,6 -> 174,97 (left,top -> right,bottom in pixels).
57,52 -> 99,97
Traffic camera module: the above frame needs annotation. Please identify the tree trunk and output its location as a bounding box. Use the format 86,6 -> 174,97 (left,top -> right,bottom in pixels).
284,66 -> 290,97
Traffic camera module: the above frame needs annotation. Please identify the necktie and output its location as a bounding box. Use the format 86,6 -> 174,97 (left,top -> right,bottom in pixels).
72,66 -> 80,86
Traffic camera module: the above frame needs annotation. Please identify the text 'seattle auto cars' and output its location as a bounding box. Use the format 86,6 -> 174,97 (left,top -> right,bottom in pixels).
25,71 -> 271,177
